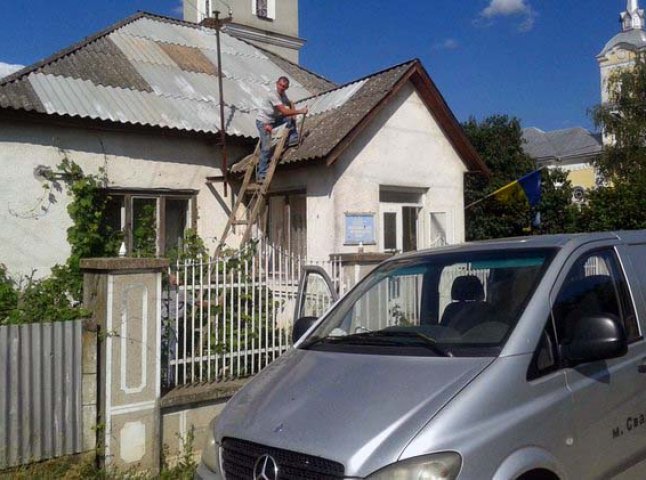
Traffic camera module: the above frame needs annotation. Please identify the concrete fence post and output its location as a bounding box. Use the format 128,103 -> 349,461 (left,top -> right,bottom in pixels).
81,258 -> 168,473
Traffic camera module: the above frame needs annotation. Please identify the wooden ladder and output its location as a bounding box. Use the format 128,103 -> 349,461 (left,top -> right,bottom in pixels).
214,127 -> 290,256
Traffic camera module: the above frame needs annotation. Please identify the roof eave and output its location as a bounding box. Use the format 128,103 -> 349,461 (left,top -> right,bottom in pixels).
0,106 -> 257,144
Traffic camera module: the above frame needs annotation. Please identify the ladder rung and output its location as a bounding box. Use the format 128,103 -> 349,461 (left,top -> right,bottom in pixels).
245,183 -> 263,192
232,220 -> 248,226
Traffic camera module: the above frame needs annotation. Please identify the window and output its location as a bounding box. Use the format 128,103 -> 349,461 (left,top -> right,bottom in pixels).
104,190 -> 196,256
266,192 -> 306,257
203,0 -> 211,20
552,249 -> 639,346
379,187 -> 423,253
253,0 -> 275,19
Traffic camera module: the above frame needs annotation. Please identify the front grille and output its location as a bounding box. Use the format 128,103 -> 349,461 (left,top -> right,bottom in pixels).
222,438 -> 345,480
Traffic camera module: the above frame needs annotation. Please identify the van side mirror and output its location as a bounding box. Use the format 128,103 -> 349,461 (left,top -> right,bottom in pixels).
292,316 -> 318,344
562,314 -> 628,365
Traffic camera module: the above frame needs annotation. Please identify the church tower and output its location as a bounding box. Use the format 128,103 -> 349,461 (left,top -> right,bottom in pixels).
597,0 -> 646,103
183,0 -> 304,64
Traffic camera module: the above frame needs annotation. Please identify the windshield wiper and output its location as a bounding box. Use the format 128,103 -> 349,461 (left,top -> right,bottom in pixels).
303,333 -> 401,348
369,331 -> 452,357
305,331 -> 451,357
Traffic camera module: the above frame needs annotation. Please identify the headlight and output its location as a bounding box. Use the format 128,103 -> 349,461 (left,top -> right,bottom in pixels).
366,452 -> 462,480
201,418 -> 220,474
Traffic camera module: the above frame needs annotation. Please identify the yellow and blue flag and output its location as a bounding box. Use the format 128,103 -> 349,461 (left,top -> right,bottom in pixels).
492,169 -> 542,207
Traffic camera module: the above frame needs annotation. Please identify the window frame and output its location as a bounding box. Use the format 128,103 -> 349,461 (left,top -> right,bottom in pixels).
378,190 -> 424,253
252,0 -> 275,20
105,188 -> 197,256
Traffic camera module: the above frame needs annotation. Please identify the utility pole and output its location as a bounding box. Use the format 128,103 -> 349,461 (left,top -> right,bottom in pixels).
214,10 -> 232,195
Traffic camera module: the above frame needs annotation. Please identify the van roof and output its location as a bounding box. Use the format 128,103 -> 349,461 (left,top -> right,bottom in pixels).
397,231 -> 646,260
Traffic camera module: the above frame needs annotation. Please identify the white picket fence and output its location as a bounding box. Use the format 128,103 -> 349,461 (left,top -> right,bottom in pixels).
162,239 -> 345,388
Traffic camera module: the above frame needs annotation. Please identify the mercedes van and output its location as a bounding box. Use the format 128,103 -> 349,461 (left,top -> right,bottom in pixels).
196,231 -> 646,480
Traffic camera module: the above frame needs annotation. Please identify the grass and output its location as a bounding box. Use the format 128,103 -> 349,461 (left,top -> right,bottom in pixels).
1,435 -> 198,480
0,455 -> 196,480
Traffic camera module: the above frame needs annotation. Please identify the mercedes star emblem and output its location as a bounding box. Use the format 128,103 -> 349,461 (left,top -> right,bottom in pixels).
253,454 -> 279,480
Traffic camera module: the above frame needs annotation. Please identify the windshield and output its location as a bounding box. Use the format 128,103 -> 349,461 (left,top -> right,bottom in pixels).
301,248 -> 556,357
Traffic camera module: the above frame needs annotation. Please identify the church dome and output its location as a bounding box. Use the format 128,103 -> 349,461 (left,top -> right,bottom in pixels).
599,28 -> 646,56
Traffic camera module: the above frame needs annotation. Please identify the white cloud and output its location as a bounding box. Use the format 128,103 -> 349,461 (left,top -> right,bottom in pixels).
479,0 -> 536,32
0,62 -> 23,79
433,39 -> 460,51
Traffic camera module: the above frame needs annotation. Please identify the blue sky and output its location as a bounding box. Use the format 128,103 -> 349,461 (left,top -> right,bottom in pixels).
0,1 -> 628,132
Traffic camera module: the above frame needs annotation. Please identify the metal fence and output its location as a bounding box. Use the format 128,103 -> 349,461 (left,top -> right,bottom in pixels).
0,320 -> 83,469
163,239 -> 345,388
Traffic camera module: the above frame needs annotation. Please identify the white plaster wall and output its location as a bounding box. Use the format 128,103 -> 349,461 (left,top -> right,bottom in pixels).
265,81 -> 468,260
0,120 -> 244,278
331,83 -> 466,256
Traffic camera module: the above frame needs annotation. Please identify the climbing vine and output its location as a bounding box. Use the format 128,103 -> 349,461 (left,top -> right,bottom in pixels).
1,156 -> 121,325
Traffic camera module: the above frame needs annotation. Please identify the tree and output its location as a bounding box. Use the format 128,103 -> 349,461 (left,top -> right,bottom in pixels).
582,54 -> 646,230
536,168 -> 578,235
463,115 -> 578,240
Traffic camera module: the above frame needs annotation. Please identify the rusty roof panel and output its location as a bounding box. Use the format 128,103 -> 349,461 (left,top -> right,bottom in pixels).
37,37 -> 152,92
157,42 -> 218,75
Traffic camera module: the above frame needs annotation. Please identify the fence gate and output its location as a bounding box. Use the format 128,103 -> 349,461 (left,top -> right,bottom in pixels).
162,239 -> 344,388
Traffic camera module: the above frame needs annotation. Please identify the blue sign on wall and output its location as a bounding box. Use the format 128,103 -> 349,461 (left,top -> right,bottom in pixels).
345,213 -> 375,245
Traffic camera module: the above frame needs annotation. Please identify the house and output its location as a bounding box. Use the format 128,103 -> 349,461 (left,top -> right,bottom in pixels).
0,12 -> 487,279
523,0 -> 645,194
522,127 -> 602,199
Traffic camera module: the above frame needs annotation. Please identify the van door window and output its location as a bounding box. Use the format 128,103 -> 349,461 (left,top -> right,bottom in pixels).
552,249 -> 639,346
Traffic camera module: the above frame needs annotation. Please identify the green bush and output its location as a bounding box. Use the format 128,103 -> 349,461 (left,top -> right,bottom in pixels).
0,265 -> 89,326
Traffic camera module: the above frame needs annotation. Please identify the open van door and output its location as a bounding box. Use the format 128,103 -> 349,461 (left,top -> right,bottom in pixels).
292,266 -> 339,343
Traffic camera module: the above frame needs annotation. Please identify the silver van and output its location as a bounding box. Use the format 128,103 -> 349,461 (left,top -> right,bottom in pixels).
196,231 -> 646,480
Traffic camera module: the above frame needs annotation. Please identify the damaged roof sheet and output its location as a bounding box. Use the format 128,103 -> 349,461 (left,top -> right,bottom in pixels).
0,12 -> 331,137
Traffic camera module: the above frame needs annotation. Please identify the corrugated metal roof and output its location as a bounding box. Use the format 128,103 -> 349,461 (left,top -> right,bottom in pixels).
257,46 -> 336,94
0,13 -> 328,138
36,36 -> 153,92
110,32 -> 177,67
28,73 -> 259,136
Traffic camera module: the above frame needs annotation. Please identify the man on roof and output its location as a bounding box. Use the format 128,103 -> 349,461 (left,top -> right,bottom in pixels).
255,76 -> 308,182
